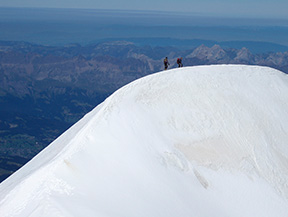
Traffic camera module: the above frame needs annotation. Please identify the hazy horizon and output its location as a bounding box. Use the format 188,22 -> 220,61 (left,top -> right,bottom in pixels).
1,7 -> 288,49
1,0 -> 288,19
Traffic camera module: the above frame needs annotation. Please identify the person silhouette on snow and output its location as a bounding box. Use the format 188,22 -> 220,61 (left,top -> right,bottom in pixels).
177,57 -> 183,67
164,57 -> 170,70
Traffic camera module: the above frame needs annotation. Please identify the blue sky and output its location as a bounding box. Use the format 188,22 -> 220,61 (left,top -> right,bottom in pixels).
0,0 -> 287,19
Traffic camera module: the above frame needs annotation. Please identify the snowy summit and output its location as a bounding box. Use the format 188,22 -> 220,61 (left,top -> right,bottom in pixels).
0,65 -> 288,217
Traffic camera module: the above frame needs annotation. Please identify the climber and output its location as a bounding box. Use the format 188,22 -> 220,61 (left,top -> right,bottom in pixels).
164,57 -> 170,70
177,57 -> 183,67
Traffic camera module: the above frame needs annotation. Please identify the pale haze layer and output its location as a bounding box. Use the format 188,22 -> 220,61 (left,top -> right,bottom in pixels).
1,0 -> 288,18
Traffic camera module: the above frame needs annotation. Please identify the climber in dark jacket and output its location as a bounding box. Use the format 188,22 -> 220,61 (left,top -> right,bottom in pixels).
177,57 -> 183,67
164,57 -> 170,70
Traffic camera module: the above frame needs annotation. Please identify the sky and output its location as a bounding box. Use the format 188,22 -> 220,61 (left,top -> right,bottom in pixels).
0,0 -> 288,19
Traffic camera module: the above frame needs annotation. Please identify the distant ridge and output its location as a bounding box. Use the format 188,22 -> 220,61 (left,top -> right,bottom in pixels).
93,37 -> 288,53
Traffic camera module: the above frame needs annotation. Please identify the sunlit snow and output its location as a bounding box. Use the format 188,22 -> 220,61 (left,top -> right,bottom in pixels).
0,65 -> 288,217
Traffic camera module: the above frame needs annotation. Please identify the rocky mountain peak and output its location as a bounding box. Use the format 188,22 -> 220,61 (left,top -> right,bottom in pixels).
235,47 -> 254,63
187,44 -> 229,62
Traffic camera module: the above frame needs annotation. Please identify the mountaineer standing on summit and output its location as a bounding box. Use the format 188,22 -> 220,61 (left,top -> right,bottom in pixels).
177,57 -> 183,67
164,57 -> 170,70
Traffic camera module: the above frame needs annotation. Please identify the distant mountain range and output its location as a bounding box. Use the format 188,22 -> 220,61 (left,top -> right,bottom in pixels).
101,38 -> 288,54
0,40 -> 288,182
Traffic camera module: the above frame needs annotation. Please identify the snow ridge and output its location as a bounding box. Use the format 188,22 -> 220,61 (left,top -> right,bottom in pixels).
0,65 -> 288,217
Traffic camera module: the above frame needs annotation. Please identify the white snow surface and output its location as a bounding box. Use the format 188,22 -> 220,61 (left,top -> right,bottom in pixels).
0,65 -> 288,217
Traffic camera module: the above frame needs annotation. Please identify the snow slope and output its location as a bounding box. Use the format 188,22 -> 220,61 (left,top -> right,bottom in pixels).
0,65 -> 288,217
